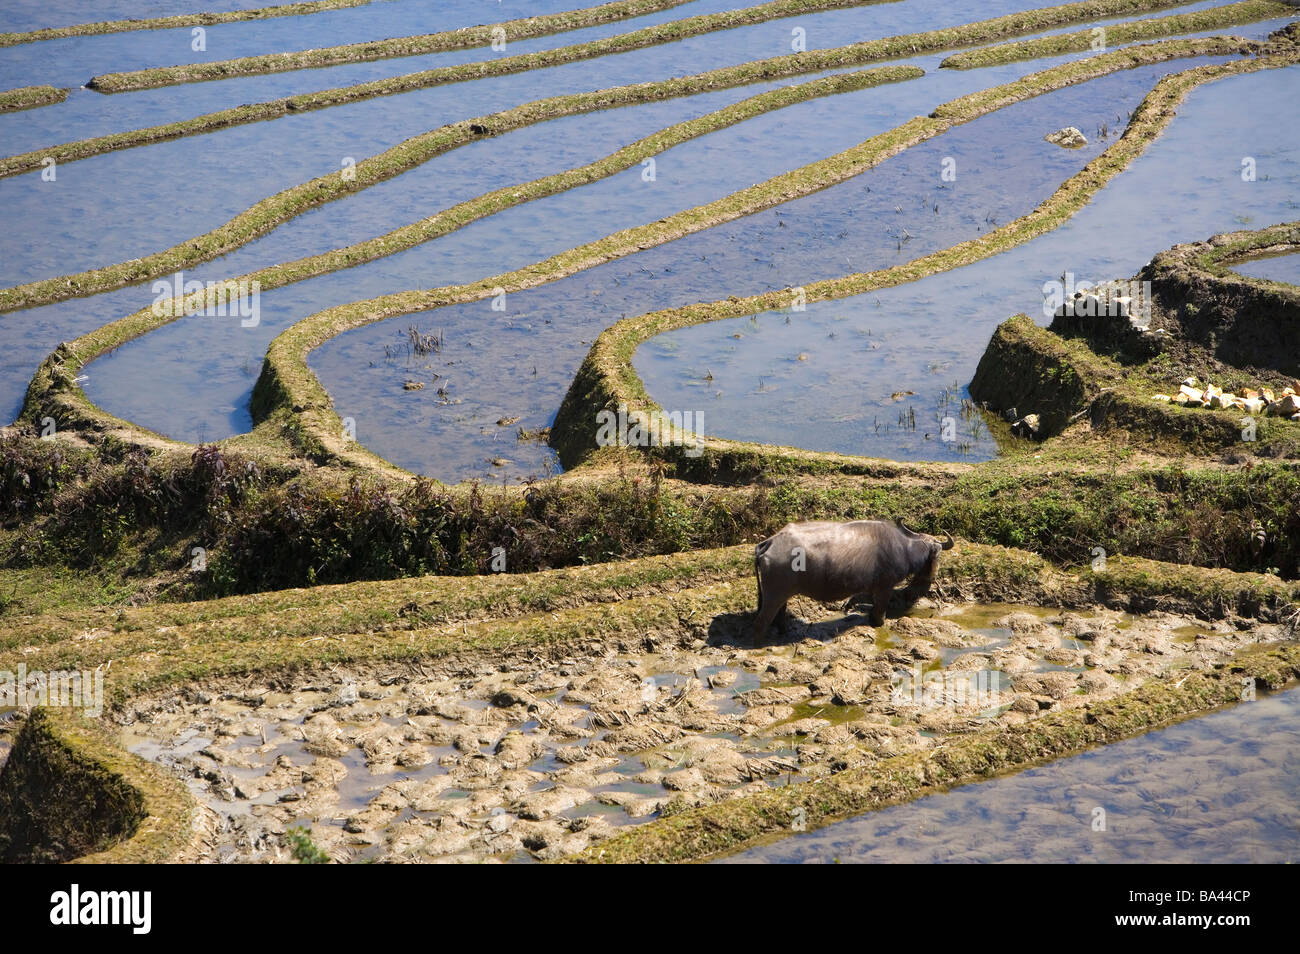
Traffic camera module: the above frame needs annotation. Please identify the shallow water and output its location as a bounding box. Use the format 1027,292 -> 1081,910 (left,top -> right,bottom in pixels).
1230,251 -> 1300,284
0,0 -> 1227,283
638,63 -> 1300,463
305,52 -> 1281,479
719,682 -> 1300,863
0,0 -> 713,90
68,52 -> 1271,477
0,13 -> 1289,475
61,48 -> 1104,447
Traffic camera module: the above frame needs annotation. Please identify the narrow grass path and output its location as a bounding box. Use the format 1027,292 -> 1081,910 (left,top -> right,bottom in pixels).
0,0 -> 373,47
941,0 -> 1294,68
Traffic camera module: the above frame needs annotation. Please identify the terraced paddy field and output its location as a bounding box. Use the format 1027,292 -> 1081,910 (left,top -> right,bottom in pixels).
0,0 -> 1298,870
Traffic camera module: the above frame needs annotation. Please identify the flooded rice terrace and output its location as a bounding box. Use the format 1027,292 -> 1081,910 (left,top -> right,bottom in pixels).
638,64 -> 1300,461
0,1 -> 1290,479
120,601 -> 1287,862
721,683 -> 1300,864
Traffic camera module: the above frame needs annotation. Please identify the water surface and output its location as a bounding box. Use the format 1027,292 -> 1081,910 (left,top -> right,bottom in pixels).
718,683 -> 1300,863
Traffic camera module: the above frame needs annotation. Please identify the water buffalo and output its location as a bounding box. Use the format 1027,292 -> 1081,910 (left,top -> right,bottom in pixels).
752,518 -> 954,640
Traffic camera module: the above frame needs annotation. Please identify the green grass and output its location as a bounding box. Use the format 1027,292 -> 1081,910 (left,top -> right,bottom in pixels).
0,0 -> 373,47
940,0 -> 1290,68
0,85 -> 66,111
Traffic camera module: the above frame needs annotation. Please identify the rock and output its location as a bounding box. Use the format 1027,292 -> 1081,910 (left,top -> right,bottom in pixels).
1012,413 -> 1041,439
1268,394 -> 1300,416
1179,384 -> 1204,404
992,611 -> 1049,634
301,714 -> 350,758
738,704 -> 794,732
489,687 -> 536,709
810,659 -> 874,704
1045,126 -> 1087,148
763,658 -> 822,683
1242,397 -> 1267,415
662,767 -> 708,793
394,744 -> 432,769
1151,393 -> 1172,403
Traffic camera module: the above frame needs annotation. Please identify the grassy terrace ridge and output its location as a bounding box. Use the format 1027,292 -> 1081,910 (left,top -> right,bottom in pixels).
0,85 -> 67,111
941,0 -> 1297,68
5,425 -> 1299,599
86,0 -> 898,93
968,222 -> 1300,451
87,0 -> 861,91
0,67 -> 919,314
0,0 -> 1211,179
4,544 -> 1294,693
0,545 -> 756,662
972,308 -> 1299,456
1,545 -> 1294,862
549,37 -> 1298,479
1159,219 -> 1300,276
0,708 -> 194,864
0,0 -> 372,47
572,641 -> 1300,863
2,542 -> 1295,710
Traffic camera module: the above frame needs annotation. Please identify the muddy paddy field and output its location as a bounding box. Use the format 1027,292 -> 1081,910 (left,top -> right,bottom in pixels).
0,0 -> 1299,869
120,598 -> 1286,863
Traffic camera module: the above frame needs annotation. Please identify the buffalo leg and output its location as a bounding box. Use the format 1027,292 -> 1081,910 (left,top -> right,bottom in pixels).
869,583 -> 891,626
752,597 -> 788,643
